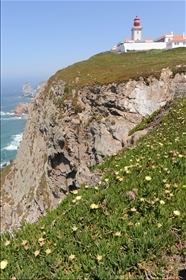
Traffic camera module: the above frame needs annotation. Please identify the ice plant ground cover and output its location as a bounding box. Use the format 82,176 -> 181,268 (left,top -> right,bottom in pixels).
1,97 -> 186,279
44,47 -> 186,94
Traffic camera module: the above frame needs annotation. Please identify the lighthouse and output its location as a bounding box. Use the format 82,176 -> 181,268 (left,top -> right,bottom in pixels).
131,15 -> 142,41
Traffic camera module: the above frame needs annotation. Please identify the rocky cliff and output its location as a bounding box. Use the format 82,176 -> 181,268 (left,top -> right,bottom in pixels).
1,68 -> 186,233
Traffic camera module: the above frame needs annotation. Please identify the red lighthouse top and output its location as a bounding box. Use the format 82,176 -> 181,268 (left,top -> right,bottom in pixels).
134,15 -> 140,26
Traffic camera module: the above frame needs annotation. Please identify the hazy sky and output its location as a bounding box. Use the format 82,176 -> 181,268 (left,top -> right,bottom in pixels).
1,0 -> 186,84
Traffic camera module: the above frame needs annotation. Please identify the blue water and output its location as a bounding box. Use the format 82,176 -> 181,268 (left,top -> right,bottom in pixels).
1,82 -> 35,168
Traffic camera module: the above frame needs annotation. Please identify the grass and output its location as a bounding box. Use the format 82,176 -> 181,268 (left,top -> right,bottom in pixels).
45,48 -> 186,95
1,97 -> 186,279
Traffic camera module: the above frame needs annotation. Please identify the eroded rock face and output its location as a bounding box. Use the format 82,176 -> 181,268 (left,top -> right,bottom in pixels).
1,69 -> 186,233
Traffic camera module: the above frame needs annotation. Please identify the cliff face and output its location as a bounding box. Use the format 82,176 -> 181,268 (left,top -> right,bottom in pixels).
1,68 -> 186,233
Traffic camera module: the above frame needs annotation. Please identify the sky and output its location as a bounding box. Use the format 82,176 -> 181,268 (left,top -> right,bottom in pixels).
1,0 -> 186,85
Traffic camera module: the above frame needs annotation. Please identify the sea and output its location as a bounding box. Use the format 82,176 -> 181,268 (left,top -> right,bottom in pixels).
0,80 -> 39,169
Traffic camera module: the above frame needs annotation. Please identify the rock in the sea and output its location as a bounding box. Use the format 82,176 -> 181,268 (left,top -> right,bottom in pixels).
22,81 -> 46,98
11,102 -> 33,116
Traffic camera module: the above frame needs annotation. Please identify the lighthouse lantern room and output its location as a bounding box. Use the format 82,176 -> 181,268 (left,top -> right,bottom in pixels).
131,15 -> 142,41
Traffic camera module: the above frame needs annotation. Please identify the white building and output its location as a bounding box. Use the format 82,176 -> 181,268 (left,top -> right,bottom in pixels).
113,16 -> 186,52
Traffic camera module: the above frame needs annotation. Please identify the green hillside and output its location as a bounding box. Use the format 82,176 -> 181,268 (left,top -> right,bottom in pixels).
47,48 -> 186,91
1,96 -> 186,279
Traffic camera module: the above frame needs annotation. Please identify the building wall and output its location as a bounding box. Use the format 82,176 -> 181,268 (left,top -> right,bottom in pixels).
121,42 -> 166,52
166,41 -> 186,49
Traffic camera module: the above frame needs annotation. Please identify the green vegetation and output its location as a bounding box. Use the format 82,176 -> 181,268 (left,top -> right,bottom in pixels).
0,163 -> 14,189
46,48 -> 186,94
1,97 -> 186,279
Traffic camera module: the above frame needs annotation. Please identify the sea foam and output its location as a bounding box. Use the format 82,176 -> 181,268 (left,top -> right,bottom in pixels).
0,111 -> 15,116
4,134 -> 23,151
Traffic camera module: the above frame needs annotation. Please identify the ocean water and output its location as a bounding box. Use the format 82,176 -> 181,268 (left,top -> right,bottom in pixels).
0,82 -> 32,169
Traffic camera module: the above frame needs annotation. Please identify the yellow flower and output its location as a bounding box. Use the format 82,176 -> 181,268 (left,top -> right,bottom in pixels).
131,207 -> 137,212
24,245 -> 29,250
72,190 -> 78,194
145,176 -> 152,181
72,225 -> 78,231
76,196 -> 82,201
160,200 -> 165,205
140,197 -> 145,202
21,240 -> 28,246
97,255 -> 102,261
183,185 -> 186,189
0,260 -> 8,270
68,254 -> 75,260
34,250 -> 40,257
84,185 -> 89,188
115,232 -> 121,236
94,186 -> 99,190
46,249 -> 51,255
105,178 -> 109,182
157,223 -> 162,228
4,240 -> 10,246
90,203 -> 99,209
173,210 -> 180,216
164,190 -> 170,194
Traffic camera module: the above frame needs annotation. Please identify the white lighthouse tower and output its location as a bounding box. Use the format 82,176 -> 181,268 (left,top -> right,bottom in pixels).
131,15 -> 142,41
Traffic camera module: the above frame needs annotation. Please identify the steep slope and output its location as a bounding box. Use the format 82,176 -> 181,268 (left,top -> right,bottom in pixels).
1,48 -> 186,233
1,96 -> 186,279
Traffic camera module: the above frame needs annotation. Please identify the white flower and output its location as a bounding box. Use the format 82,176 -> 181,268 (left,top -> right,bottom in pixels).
0,260 -> 8,270
145,176 -> 152,181
72,190 -> 78,194
115,232 -> 121,236
72,225 -> 78,231
69,254 -> 75,260
90,203 -> 99,209
173,210 -> 180,216
46,249 -> 51,255
96,255 -> 102,261
160,200 -> 165,205
34,250 -> 40,257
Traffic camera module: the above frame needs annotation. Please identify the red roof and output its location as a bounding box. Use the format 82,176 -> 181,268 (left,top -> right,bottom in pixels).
170,35 -> 186,41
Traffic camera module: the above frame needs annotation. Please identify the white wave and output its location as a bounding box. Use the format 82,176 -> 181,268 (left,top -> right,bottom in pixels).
4,134 -> 23,151
0,161 -> 10,169
1,116 -> 22,120
0,111 -> 15,116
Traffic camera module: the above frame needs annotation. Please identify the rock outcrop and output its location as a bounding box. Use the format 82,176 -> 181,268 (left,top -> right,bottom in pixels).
22,81 -> 46,98
11,102 -> 33,116
1,68 -> 186,233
